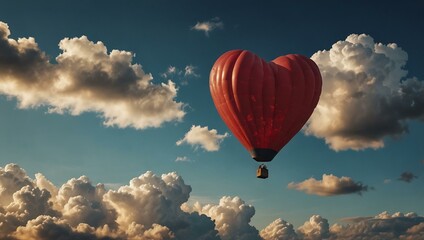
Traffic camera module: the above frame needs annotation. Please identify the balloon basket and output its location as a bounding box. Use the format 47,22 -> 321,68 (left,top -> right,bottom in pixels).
256,164 -> 268,179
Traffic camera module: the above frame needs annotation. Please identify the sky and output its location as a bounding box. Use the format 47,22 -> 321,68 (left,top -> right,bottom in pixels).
0,1 -> 423,239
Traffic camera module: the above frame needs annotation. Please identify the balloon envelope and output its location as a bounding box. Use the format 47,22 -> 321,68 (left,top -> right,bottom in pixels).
209,50 -> 322,162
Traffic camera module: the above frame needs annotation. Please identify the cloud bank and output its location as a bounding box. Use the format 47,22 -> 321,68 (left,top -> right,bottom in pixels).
288,174 -> 369,196
0,21 -> 185,130
1,163 -> 423,240
0,163 -> 219,240
176,125 -> 229,152
191,17 -> 223,36
306,34 -> 424,151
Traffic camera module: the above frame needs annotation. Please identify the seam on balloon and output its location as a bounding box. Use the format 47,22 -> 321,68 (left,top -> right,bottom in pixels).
219,51 -> 252,148
282,55 -> 308,148
224,51 -> 253,148
233,50 -> 256,148
272,56 -> 295,150
246,51 -> 260,147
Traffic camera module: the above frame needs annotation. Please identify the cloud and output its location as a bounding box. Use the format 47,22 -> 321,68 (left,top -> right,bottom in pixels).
1,163 -> 424,240
176,125 -> 229,152
11,216 -> 105,240
398,171 -> 418,183
0,165 -> 61,239
56,176 -> 117,229
175,156 -> 191,162
191,17 -> 223,36
0,21 -> 185,130
184,65 -> 199,77
306,34 -> 424,151
298,215 -> 330,240
0,163 -> 34,206
260,218 -> 298,240
402,222 -> 424,240
261,212 -> 424,240
103,171 -> 220,239
183,196 -> 261,240
0,163 -> 219,240
330,211 -> 424,240
287,174 -> 369,196
161,65 -> 199,85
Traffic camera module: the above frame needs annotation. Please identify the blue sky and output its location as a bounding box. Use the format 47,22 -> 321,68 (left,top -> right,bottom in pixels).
0,1 -> 423,239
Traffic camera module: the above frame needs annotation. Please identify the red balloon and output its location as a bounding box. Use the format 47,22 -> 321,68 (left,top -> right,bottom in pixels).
209,50 -> 322,162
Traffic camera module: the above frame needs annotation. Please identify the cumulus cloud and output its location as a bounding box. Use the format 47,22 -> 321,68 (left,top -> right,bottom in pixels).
260,218 -> 298,240
183,196 -> 261,240
0,165 -> 60,239
161,65 -> 199,85
191,17 -> 223,36
176,125 -> 229,152
11,216 -> 106,240
0,21 -> 185,130
0,163 -> 34,206
398,171 -> 418,183
0,163 -> 219,240
287,174 -> 369,196
56,176 -> 116,229
306,34 -> 424,151
1,163 -> 424,240
298,215 -> 330,240
103,171 -> 220,239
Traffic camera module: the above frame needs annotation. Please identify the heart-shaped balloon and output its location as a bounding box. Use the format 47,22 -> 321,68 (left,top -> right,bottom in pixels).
210,50 -> 322,162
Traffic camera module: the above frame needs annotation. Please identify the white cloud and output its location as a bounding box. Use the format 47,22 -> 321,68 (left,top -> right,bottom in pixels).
183,196 -> 261,240
102,171 -> 220,239
0,163 -> 34,206
176,125 -> 229,152
260,218 -> 298,240
0,163 -> 219,240
167,66 -> 177,74
331,211 -> 424,240
288,174 -> 368,196
1,163 -> 424,240
261,212 -> 424,240
384,179 -> 392,184
0,21 -> 185,130
306,34 -> 424,151
297,215 -> 330,240
161,65 -> 199,85
0,165 -> 60,239
161,66 -> 181,78
175,156 -> 191,162
184,65 -> 199,77
191,17 -> 223,36
56,176 -> 117,229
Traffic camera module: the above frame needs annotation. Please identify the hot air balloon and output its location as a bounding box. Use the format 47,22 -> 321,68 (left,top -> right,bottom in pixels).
209,50 -> 322,179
